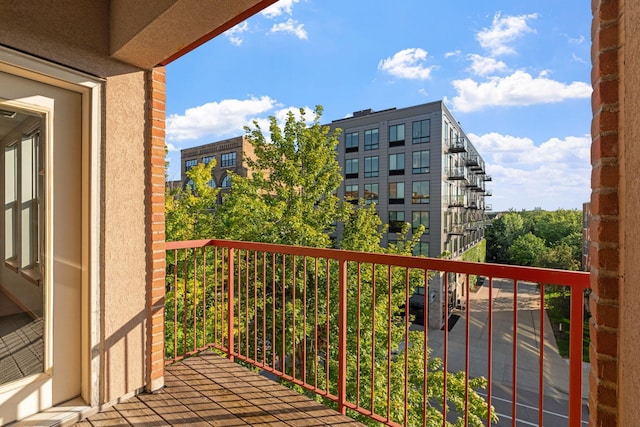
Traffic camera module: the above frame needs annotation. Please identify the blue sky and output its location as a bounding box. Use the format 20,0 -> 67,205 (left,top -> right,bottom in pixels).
165,0 -> 592,212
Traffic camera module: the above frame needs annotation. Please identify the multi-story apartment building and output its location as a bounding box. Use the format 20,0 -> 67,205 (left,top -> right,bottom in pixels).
180,135 -> 254,202
180,102 -> 491,328
329,101 -> 491,260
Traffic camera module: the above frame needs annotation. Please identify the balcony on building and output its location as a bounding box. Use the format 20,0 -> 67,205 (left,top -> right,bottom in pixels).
483,174 -> 492,182
446,195 -> 466,208
446,166 -> 468,181
77,238 -> 591,426
447,136 -> 468,153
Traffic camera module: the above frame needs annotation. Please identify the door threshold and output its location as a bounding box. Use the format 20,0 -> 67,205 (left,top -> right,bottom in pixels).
8,397 -> 94,427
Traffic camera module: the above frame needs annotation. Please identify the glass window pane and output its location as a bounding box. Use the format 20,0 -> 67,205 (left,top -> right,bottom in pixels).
412,181 -> 430,204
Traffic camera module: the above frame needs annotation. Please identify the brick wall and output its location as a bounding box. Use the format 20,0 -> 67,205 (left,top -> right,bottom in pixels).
146,66 -> 167,391
589,0 -> 621,424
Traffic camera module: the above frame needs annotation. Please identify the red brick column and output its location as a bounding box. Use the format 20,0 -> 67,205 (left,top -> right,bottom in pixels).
589,0 -> 621,425
146,66 -> 167,391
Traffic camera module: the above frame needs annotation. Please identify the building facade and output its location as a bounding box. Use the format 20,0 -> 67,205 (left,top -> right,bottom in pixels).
180,135 -> 255,202
330,102 -> 491,260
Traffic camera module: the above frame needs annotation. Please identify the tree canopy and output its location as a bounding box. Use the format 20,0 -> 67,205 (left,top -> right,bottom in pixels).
486,209 -> 583,270
165,105 -> 495,426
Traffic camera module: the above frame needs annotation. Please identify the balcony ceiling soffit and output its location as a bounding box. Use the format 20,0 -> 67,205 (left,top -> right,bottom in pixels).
110,0 -> 277,69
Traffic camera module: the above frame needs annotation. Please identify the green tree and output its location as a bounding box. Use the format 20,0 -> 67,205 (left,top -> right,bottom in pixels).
213,106 -> 347,247
166,161 -> 219,242
167,106 -> 495,426
486,211 -> 525,263
508,232 -> 548,266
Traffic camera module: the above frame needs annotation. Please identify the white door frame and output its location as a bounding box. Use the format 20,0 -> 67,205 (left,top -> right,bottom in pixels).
0,46 -> 102,410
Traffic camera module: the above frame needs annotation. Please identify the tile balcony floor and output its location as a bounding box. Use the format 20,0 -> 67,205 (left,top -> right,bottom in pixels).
75,352 -> 365,426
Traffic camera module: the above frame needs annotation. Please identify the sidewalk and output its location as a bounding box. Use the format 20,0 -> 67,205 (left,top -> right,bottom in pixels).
416,279 -> 589,401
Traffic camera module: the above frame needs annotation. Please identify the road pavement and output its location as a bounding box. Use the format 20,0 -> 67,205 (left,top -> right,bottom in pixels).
413,278 -> 589,426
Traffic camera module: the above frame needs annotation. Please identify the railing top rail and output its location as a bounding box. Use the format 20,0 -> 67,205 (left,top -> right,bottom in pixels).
166,239 -> 590,289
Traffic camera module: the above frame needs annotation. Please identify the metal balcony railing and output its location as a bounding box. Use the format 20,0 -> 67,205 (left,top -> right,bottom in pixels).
446,167 -> 468,181
448,137 -> 467,153
446,195 -> 465,208
165,239 -> 590,427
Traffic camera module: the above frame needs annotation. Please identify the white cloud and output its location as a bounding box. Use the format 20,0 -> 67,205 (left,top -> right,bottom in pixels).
445,50 -> 461,58
378,48 -> 434,80
572,53 -> 588,65
250,106 -> 315,139
224,21 -> 249,46
450,70 -> 592,112
468,132 -> 591,210
569,35 -> 585,45
477,12 -> 538,56
466,54 -> 507,76
261,0 -> 302,18
470,132 -> 590,165
166,142 -> 178,152
268,18 -> 308,40
167,96 -> 277,141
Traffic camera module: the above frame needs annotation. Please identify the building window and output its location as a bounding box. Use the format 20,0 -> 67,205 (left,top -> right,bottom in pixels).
412,150 -> 430,174
389,211 -> 405,233
412,181 -> 430,204
364,128 -> 379,151
221,175 -> 232,188
208,178 -> 216,188
389,182 -> 405,204
203,155 -> 215,165
412,119 -> 430,144
389,153 -> 405,175
364,183 -> 379,204
443,121 -> 449,145
412,211 -> 430,233
345,158 -> 359,179
413,241 -> 429,257
185,158 -> 198,172
5,129 -> 43,271
389,123 -> 405,146
345,132 -> 359,152
345,184 -> 359,202
221,152 -> 236,167
364,156 -> 379,178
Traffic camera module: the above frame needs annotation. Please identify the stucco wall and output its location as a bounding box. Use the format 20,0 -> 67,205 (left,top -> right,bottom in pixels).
1,3 -> 154,405
0,1 -> 139,78
101,72 -> 149,403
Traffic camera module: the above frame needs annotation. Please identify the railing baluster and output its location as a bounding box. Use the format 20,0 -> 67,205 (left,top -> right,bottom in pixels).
338,258 -> 347,415
303,256 -> 308,385
292,255 -> 297,381
512,279 -> 518,427
227,247 -> 234,361
356,262 -> 361,410
539,283 -> 545,427
192,248 -> 197,353
403,267 -> 410,427
442,271 -> 449,427
172,249 -> 178,363
422,269 -> 428,427
202,247 -> 207,350
487,276 -> 493,427
163,239 -> 590,427
569,286 -> 584,426
464,274 -> 470,427
386,264 -> 391,423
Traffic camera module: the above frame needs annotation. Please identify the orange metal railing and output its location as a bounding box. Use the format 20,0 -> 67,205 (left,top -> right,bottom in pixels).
165,239 -> 590,426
